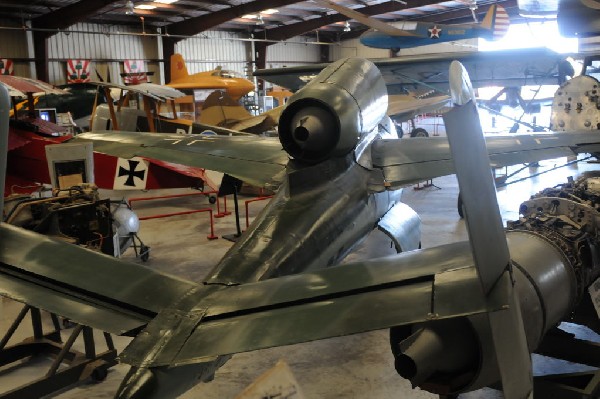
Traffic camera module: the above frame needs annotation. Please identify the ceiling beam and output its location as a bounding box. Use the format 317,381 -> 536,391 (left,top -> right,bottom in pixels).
416,0 -> 519,23
165,0 -> 307,39
31,0 -> 121,31
260,0 -> 523,44
254,0 -> 435,43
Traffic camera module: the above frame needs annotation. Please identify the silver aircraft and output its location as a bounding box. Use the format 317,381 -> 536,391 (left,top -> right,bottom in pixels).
2,58 -> 600,399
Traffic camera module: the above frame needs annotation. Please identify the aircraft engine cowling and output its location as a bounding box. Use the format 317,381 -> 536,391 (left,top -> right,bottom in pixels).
390,230 -> 580,395
390,172 -> 600,395
278,58 -> 388,164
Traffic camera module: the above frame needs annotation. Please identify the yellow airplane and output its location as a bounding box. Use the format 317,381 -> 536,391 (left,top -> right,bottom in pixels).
167,54 -> 255,101
197,90 -> 282,134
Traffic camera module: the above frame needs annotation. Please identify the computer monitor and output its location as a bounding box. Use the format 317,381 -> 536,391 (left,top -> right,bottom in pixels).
36,108 -> 57,124
45,143 -> 94,189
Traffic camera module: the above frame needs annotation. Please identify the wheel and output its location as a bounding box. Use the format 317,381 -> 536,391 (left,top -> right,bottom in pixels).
395,123 -> 404,138
140,245 -> 150,262
457,193 -> 464,219
91,367 -> 108,382
209,195 -> 217,204
410,127 -> 429,137
62,318 -> 75,329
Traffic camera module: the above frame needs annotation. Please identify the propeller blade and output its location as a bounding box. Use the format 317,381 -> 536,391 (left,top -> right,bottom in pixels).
443,60 -> 533,399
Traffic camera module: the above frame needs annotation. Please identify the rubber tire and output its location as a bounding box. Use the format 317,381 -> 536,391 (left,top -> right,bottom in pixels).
457,193 -> 464,219
140,245 -> 150,262
209,196 -> 217,204
91,367 -> 108,382
410,127 -> 429,138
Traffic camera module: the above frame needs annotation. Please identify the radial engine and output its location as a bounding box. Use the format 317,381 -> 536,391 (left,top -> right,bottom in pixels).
3,184 -> 148,260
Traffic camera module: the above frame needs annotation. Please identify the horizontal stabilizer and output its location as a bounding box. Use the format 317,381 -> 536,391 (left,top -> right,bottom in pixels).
0,224 -> 197,335
372,131 -> 600,189
121,241 -> 507,368
72,131 -> 288,188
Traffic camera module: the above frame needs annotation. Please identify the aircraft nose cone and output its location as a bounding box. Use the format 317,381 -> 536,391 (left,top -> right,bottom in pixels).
115,366 -> 157,399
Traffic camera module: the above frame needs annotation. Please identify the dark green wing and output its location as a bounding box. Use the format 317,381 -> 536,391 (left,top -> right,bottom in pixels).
120,241 -> 506,368
0,223 -> 197,335
254,48 -> 569,92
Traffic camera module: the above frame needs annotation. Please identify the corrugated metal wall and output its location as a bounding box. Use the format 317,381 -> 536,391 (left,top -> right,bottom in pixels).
176,33 -> 321,78
176,31 -> 250,77
0,20 -> 34,77
266,37 -> 321,69
0,20 -> 322,85
47,23 -> 159,85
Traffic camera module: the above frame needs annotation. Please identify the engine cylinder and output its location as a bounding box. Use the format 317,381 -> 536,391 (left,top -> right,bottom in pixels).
390,230 -> 578,395
278,58 -> 388,164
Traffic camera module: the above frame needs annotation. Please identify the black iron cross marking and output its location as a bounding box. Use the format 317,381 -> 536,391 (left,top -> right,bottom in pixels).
118,160 -> 146,187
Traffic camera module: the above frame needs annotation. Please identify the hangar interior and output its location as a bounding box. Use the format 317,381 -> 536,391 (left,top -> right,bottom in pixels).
1,1 -> 600,399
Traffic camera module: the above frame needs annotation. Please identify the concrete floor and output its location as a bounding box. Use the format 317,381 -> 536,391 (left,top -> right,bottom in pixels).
1,156 -> 599,398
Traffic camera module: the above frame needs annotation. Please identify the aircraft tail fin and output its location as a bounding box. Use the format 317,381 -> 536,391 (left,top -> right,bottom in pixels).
480,4 -> 510,40
443,61 -> 533,399
170,53 -> 189,82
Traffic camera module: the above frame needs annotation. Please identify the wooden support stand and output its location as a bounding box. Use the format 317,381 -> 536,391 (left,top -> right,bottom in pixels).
0,304 -> 118,399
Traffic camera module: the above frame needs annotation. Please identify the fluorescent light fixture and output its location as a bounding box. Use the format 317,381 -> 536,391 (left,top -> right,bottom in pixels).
344,21 -> 351,32
242,14 -> 257,19
263,9 -> 279,14
135,4 -> 157,10
154,0 -> 178,3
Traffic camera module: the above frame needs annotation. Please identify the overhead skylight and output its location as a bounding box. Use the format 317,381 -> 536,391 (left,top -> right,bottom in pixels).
479,21 -> 577,53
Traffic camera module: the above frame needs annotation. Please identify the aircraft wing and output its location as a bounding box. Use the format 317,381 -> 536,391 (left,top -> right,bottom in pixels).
387,93 -> 450,120
228,105 -> 284,133
254,48 -> 572,92
72,131 -> 288,188
90,81 -> 186,102
119,239 -> 506,367
76,129 -> 600,191
0,214 -> 505,369
0,75 -> 67,97
0,223 -> 197,335
373,131 -> 600,189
